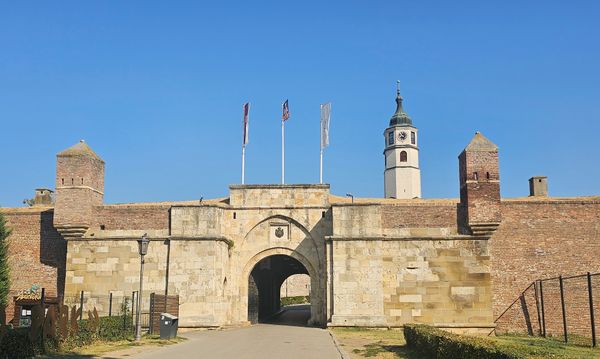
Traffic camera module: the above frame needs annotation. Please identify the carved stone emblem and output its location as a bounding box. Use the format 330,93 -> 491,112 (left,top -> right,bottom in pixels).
275,227 -> 284,238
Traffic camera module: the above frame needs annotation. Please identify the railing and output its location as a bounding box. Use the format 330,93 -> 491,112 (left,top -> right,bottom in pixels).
495,272 -> 598,347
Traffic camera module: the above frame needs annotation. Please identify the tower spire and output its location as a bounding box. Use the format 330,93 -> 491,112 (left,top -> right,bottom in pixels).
395,80 -> 403,112
389,80 -> 411,126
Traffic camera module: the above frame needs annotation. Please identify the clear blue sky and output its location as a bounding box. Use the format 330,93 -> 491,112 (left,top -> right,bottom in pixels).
1,1 -> 599,207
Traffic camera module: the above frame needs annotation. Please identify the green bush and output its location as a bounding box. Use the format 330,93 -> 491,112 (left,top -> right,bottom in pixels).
98,315 -> 132,341
62,315 -> 132,350
0,327 -> 35,359
403,324 -> 523,359
0,313 -> 132,357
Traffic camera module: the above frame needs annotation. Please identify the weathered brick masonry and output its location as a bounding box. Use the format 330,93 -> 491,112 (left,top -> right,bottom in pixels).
492,199 -> 600,335
381,201 -> 457,229
1,207 -> 66,323
91,204 -> 171,231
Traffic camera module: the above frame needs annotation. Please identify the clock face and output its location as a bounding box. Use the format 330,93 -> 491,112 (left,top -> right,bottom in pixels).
398,131 -> 407,142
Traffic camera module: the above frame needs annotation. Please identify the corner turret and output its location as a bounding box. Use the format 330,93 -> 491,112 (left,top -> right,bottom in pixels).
54,140 -> 104,238
458,132 -> 501,236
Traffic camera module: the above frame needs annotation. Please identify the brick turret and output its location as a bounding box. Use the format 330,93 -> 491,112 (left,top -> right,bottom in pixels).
54,140 -> 104,238
458,132 -> 501,236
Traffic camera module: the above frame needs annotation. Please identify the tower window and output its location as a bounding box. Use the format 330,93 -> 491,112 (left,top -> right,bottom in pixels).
61,178 -> 64,185
473,172 -> 479,180
388,132 -> 394,145
486,172 -> 490,180
233,212 -> 237,219
81,178 -> 84,184
71,178 -> 74,185
411,131 -> 416,144
400,151 -> 408,162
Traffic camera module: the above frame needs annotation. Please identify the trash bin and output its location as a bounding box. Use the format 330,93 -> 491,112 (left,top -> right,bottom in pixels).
159,313 -> 178,339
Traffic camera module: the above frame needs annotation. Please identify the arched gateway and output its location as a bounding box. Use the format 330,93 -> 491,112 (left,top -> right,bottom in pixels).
242,249 -> 321,325
236,208 -> 327,327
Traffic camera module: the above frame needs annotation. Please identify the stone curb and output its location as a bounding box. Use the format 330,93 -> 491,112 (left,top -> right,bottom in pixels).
328,330 -> 351,359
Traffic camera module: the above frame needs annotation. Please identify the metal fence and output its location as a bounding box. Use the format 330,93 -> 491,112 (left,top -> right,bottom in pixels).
496,272 -> 598,347
63,291 -> 152,331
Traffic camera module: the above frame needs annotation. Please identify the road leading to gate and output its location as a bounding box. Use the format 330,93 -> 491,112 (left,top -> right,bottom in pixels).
119,306 -> 342,359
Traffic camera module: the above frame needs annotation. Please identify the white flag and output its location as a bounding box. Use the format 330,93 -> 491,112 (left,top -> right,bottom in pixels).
320,103 -> 331,149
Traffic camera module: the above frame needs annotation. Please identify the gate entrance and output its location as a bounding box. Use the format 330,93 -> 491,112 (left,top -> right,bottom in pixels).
247,254 -> 311,326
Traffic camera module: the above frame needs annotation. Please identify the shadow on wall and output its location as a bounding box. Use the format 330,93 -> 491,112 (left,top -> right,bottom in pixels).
39,210 -> 67,300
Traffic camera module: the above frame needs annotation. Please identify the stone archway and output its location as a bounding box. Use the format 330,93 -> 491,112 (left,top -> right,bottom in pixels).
240,247 -> 324,326
248,254 -> 310,324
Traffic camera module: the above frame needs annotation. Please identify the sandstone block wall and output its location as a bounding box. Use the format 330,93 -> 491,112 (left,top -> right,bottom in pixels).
280,274 -> 310,298
65,237 -> 231,327
328,203 -> 493,332
328,238 -> 492,330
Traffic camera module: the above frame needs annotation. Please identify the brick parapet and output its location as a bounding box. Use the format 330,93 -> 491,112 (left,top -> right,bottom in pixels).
91,204 -> 171,231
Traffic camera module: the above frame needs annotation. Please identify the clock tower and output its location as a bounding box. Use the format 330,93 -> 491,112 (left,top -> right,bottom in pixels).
384,82 -> 421,199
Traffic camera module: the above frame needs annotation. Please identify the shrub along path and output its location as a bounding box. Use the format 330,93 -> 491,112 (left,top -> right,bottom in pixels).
330,326 -> 600,359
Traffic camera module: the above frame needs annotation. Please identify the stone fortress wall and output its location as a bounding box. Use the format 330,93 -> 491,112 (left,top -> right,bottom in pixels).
2,133 -> 599,334
280,274 -> 310,298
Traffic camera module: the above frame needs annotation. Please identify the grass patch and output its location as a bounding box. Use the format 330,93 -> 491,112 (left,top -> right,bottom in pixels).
47,334 -> 186,357
491,334 -> 600,359
330,327 -> 421,358
332,327 -> 600,359
281,296 -> 309,306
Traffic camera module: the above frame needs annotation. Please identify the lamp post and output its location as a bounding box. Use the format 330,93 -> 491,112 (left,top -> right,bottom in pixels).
346,193 -> 354,203
135,233 -> 150,341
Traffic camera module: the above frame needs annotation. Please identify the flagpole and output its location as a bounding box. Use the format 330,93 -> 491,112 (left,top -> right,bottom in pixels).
319,148 -> 323,184
241,144 -> 246,184
281,119 -> 285,184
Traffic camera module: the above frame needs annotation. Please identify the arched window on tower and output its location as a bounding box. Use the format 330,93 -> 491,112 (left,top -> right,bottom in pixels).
400,151 -> 408,162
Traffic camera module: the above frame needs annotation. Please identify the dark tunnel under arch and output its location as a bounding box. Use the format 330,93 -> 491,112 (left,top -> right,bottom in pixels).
247,254 -> 311,324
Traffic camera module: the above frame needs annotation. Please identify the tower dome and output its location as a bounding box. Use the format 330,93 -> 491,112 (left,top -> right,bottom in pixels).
389,83 -> 412,127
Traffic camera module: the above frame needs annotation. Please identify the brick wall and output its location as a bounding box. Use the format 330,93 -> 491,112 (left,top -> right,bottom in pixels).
91,204 -> 171,231
54,154 -> 104,227
459,150 -> 501,226
1,208 -> 66,323
381,202 -> 458,229
492,199 -> 600,336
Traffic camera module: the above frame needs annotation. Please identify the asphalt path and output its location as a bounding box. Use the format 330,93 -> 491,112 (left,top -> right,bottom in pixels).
120,305 -> 341,359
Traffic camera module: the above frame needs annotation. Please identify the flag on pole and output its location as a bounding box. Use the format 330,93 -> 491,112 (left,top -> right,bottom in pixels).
282,99 -> 290,121
242,102 -> 250,146
320,103 -> 331,149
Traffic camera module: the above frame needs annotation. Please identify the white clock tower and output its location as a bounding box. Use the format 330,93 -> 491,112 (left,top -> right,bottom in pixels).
384,82 -> 421,199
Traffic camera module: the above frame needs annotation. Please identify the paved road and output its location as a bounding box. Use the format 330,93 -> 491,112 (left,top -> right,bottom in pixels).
114,306 -> 341,359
